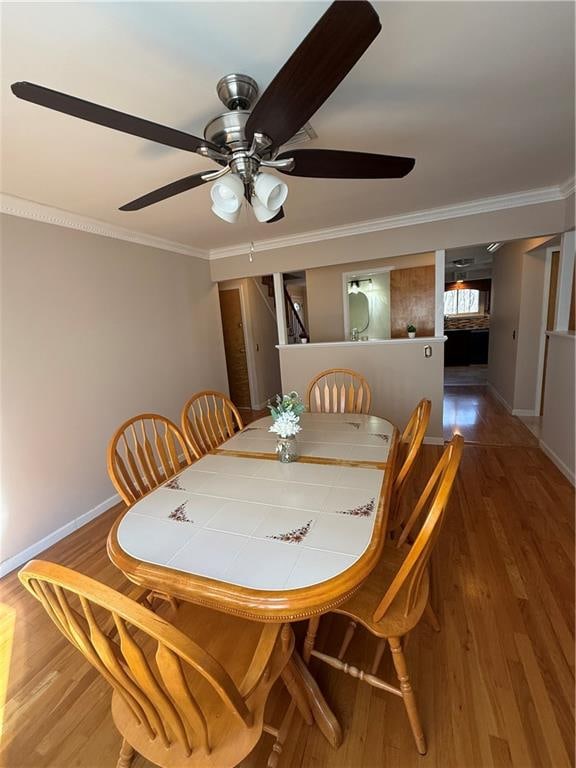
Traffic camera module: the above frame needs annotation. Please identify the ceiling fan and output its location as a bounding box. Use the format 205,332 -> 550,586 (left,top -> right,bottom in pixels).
11,1 -> 415,225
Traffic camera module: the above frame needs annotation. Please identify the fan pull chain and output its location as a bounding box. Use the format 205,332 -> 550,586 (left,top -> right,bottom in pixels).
242,199 -> 255,263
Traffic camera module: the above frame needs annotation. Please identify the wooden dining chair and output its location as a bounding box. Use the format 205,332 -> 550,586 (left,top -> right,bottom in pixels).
306,368 -> 372,414
19,560 -> 310,768
389,399 -> 432,532
302,435 -> 463,756
181,391 -> 244,458
107,414 -> 193,505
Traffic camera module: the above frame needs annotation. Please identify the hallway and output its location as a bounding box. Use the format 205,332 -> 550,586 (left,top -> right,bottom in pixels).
443,384 -> 538,447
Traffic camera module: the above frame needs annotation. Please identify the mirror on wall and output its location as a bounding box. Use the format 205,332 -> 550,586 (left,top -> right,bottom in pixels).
345,271 -> 391,340
349,289 -> 369,336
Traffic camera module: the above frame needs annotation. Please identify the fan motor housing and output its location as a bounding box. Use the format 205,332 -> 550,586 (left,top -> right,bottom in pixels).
204,110 -> 250,151
216,73 -> 259,110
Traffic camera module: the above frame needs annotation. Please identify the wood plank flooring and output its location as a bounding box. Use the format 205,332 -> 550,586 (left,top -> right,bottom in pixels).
443,385 -> 539,447
1,388 -> 574,768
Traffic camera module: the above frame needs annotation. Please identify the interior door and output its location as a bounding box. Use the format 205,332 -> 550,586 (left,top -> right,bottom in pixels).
218,289 -> 252,409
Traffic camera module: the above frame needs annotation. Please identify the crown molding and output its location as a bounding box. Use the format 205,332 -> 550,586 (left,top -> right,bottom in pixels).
0,194 -> 209,259
209,179 -> 573,260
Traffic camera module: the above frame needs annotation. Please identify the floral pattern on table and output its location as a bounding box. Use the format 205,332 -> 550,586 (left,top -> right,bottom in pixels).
169,502 -> 193,523
334,498 -> 375,518
345,422 -> 361,430
375,434 -> 390,442
165,477 -> 185,491
267,520 -> 312,544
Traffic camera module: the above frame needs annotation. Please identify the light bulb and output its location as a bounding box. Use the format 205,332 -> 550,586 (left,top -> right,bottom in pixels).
211,174 -> 244,214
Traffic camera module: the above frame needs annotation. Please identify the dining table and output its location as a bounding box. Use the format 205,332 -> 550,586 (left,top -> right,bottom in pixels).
108,411 -> 399,748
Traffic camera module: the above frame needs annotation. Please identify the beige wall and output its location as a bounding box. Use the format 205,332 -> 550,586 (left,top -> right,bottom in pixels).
209,200 -> 566,281
278,340 -> 445,439
1,215 -> 228,567
540,334 -> 575,483
488,237 -> 552,410
219,277 -> 282,409
306,253 -> 434,343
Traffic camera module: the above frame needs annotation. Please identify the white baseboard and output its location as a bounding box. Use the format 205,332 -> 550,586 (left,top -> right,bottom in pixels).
424,436 -> 446,445
512,408 -> 538,417
0,492 -> 121,578
538,440 -> 575,486
487,383 -> 512,412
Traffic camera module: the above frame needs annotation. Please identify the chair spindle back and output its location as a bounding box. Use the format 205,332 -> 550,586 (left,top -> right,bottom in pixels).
373,435 -> 463,623
306,368 -> 372,414
181,391 -> 244,457
390,399 -> 431,528
19,560 -> 259,757
108,414 -> 192,505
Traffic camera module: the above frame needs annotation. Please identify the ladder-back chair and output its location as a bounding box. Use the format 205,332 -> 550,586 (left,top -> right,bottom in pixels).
107,414 -> 193,506
19,560 -> 306,768
302,435 -> 463,756
181,391 -> 244,458
390,399 -> 431,531
306,368 -> 372,414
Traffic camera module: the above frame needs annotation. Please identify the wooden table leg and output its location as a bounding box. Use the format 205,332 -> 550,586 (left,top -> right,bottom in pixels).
291,650 -> 343,748
281,656 -> 314,726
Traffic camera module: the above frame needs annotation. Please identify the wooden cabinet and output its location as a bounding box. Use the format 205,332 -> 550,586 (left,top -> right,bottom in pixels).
444,329 -> 489,366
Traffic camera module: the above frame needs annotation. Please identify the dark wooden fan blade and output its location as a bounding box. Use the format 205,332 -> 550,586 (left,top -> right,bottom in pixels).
119,172 -> 212,211
245,2 -> 381,148
265,207 -> 285,223
276,149 -> 415,178
11,82 -> 222,155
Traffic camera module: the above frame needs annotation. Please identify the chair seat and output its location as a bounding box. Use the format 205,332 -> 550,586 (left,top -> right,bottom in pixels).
112,601 -> 292,768
333,542 -> 429,638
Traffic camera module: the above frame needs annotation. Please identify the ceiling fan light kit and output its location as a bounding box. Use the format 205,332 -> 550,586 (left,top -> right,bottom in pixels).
254,172 -> 289,211
11,1 -> 415,226
211,204 -> 241,224
210,173 -> 244,214
251,194 -> 280,223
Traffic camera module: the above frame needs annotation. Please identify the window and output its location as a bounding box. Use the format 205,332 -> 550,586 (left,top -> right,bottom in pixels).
444,289 -> 480,315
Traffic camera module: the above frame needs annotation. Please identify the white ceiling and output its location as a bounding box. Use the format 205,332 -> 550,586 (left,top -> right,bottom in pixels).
1,2 -> 574,251
445,244 -> 494,279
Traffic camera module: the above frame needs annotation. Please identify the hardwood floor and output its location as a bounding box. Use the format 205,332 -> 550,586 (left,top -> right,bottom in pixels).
444,365 -> 488,386
443,385 -> 539,447
1,388 -> 573,768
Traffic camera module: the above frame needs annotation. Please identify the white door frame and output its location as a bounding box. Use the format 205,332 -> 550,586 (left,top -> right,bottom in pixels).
533,247 -> 554,416
273,273 -> 288,345
555,230 -> 576,331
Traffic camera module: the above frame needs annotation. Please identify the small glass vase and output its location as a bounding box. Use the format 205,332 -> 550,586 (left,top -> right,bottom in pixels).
277,436 -> 298,463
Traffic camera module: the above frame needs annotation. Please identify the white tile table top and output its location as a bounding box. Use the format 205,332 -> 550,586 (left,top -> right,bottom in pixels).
117,453 -> 387,592
220,412 -> 394,464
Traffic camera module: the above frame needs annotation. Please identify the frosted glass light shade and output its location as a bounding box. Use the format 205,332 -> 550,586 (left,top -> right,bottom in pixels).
211,204 -> 241,224
210,174 -> 244,214
251,195 -> 278,223
253,173 -> 288,210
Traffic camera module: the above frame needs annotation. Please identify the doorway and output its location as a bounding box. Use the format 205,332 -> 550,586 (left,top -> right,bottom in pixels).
218,288 -> 252,410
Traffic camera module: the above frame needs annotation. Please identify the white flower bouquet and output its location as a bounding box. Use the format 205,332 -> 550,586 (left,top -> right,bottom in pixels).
268,392 -> 304,461
269,410 -> 302,439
